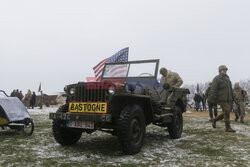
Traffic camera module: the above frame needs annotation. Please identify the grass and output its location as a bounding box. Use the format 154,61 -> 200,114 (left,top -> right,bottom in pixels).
0,109 -> 250,167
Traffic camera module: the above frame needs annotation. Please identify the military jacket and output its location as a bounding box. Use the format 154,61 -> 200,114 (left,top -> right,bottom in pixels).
208,74 -> 233,103
160,70 -> 183,88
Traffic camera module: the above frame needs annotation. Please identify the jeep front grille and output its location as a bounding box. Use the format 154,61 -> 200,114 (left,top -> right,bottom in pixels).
74,83 -> 107,102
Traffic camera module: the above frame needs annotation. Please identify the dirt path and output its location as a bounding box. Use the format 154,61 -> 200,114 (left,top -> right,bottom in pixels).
184,110 -> 250,120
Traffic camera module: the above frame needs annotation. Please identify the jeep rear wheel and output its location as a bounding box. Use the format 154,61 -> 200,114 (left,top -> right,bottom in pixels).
168,106 -> 183,139
117,105 -> 146,155
52,104 -> 82,146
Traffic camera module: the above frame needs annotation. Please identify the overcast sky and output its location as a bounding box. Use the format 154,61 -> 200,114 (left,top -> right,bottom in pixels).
1,0 -> 250,95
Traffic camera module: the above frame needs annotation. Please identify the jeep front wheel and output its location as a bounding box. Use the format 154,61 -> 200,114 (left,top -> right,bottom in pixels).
52,104 -> 82,146
117,105 -> 146,155
168,106 -> 183,139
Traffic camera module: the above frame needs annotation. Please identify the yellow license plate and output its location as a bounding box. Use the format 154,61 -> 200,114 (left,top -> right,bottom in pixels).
69,102 -> 107,114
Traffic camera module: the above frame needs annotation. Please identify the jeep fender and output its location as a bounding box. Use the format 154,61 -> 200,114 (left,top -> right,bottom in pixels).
109,94 -> 154,125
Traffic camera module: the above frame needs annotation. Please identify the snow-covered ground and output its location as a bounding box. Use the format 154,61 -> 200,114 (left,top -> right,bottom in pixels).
0,107 -> 249,167
28,107 -> 58,115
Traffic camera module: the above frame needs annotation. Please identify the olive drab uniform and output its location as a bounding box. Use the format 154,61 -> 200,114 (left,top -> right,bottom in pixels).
208,72 -> 235,132
159,70 -> 183,104
233,86 -> 248,123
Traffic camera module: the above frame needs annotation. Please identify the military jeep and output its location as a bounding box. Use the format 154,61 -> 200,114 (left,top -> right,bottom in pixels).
49,59 -> 189,154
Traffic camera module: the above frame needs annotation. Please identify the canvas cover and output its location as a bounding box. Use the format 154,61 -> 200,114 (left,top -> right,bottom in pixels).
0,97 -> 30,122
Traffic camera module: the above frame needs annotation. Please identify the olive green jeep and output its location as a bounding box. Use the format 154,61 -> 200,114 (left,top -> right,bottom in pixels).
49,59 -> 189,154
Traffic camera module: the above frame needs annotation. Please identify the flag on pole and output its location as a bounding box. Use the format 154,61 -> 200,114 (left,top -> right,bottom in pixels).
38,82 -> 41,92
93,47 -> 129,81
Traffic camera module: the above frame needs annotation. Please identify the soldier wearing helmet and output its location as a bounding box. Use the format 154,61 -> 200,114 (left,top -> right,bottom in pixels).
233,82 -> 248,123
208,65 -> 236,132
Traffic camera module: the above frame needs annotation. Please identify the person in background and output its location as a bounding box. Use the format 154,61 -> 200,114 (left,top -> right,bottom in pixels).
201,93 -> 207,111
24,90 -> 32,108
205,83 -> 218,121
194,93 -> 202,112
18,90 -> 24,101
233,83 -> 248,123
39,91 -> 44,109
30,92 -> 37,109
243,89 -> 249,109
15,89 -> 20,97
10,89 -> 16,97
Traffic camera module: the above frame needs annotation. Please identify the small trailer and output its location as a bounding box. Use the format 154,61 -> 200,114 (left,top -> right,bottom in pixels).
0,90 -> 34,136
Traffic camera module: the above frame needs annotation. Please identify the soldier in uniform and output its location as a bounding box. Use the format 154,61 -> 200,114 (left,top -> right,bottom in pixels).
24,90 -> 32,108
209,65 -> 236,132
159,67 -> 183,104
159,67 -> 183,88
205,83 -> 217,121
233,83 -> 248,123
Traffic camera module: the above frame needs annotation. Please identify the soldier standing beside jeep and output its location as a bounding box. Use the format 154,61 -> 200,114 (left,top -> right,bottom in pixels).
209,65 -> 236,132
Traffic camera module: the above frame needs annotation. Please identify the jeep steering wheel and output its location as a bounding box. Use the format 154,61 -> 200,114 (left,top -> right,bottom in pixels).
138,73 -> 153,77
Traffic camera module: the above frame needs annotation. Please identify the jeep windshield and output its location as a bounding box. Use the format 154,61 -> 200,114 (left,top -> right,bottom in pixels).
102,59 -> 159,79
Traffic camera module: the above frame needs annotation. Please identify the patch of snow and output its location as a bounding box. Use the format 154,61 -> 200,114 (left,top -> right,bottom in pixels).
28,107 -> 58,115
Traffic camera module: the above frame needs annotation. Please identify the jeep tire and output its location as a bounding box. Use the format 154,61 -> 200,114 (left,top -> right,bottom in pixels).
52,104 -> 82,146
117,105 -> 146,155
168,106 -> 183,139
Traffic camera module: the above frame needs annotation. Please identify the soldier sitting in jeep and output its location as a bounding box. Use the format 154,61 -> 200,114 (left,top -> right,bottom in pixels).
49,59 -> 189,155
158,67 -> 183,104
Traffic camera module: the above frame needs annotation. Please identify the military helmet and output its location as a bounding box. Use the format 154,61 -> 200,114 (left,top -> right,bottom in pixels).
160,67 -> 168,74
218,65 -> 228,72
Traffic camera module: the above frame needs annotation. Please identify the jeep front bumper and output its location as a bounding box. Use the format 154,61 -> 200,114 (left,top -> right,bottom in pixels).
49,112 -> 112,123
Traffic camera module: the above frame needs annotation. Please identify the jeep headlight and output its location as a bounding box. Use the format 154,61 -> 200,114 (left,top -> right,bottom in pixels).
108,88 -> 115,95
69,88 -> 76,95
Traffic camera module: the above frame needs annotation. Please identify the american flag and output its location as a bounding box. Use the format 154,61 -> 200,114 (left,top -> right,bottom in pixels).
93,47 -> 129,81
